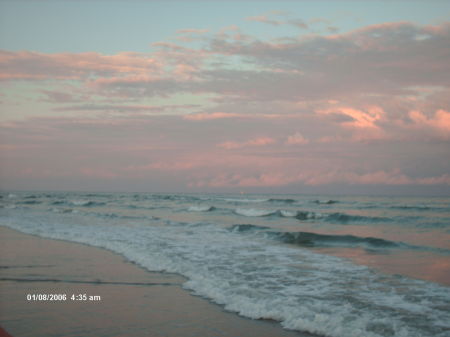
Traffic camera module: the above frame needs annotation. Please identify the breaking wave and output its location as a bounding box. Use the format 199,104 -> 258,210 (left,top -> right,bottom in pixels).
229,224 -> 401,249
234,208 -> 277,217
311,199 -> 339,205
325,212 -> 387,224
272,231 -> 402,249
267,198 -> 297,204
232,208 -> 387,223
188,205 -> 216,212
229,224 -> 450,254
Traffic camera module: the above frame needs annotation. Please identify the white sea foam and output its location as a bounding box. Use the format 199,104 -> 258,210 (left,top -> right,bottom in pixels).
279,210 -> 298,217
70,200 -> 92,206
188,205 -> 214,212
2,207 -> 449,337
234,208 -> 276,217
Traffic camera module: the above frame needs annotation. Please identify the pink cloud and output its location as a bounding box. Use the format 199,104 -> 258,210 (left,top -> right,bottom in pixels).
317,105 -> 387,141
192,168 -> 450,188
217,141 -> 241,150
202,172 -> 297,188
416,174 -> 450,185
246,15 -> 283,26
183,112 -> 239,121
217,137 -> 275,149
247,137 -> 275,146
285,132 -> 309,145
0,51 -> 160,81
318,106 -> 385,129
125,161 -> 196,172
408,109 -> 450,138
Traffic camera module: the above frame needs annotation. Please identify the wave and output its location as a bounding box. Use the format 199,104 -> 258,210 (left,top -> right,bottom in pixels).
231,208 -> 384,223
18,200 -> 42,205
129,194 -> 201,203
93,212 -> 155,221
50,208 -> 75,214
221,197 -> 299,204
233,208 -> 315,219
50,200 -> 106,207
388,205 -> 444,211
188,205 -> 216,212
312,199 -> 339,205
229,224 -> 271,232
222,198 -> 269,203
229,225 -> 450,254
70,200 -> 106,207
82,193 -> 111,198
121,204 -> 162,211
234,208 -> 277,217
293,211 -> 317,220
146,194 -> 205,203
272,231 -> 402,249
325,212 -> 387,224
228,224 -> 401,249
267,198 -> 297,204
353,203 -> 450,212
50,200 -> 65,205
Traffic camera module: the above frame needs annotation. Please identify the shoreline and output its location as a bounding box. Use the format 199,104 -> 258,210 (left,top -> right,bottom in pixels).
0,226 -> 311,337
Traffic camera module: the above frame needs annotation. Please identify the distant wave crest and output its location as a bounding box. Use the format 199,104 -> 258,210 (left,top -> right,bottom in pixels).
188,205 -> 216,212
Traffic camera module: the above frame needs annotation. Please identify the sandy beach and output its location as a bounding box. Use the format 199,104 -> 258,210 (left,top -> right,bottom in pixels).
0,226 -> 308,337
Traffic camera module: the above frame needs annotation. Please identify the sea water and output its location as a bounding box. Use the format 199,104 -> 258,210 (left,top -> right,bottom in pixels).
1,192 -> 449,337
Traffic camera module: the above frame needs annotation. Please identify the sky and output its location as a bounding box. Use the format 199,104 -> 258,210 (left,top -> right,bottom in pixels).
1,0 -> 450,195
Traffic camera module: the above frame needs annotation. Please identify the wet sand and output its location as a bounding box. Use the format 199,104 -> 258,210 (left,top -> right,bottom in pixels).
0,226 -> 309,337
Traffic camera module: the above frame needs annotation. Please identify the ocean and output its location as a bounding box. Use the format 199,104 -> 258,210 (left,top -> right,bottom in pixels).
1,191 -> 449,337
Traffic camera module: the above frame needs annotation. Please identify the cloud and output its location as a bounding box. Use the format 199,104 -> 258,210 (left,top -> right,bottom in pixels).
183,112 -> 239,120
191,168 -> 450,188
2,20 -> 450,193
176,28 -> 209,34
303,169 -> 413,186
125,161 -> 196,172
288,19 -> 309,29
40,89 -> 78,103
55,103 -> 200,115
4,21 -> 449,108
247,137 -> 276,146
207,21 -> 450,100
0,50 -> 160,81
218,137 -> 275,149
285,132 -> 309,145
246,15 -> 283,26
416,174 -> 450,185
408,109 -> 450,138
246,12 -> 309,30
175,28 -> 210,42
317,106 -> 387,140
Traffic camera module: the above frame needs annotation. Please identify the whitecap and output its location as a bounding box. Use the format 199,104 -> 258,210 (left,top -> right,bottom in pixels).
188,205 -> 215,212
234,208 -> 276,217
